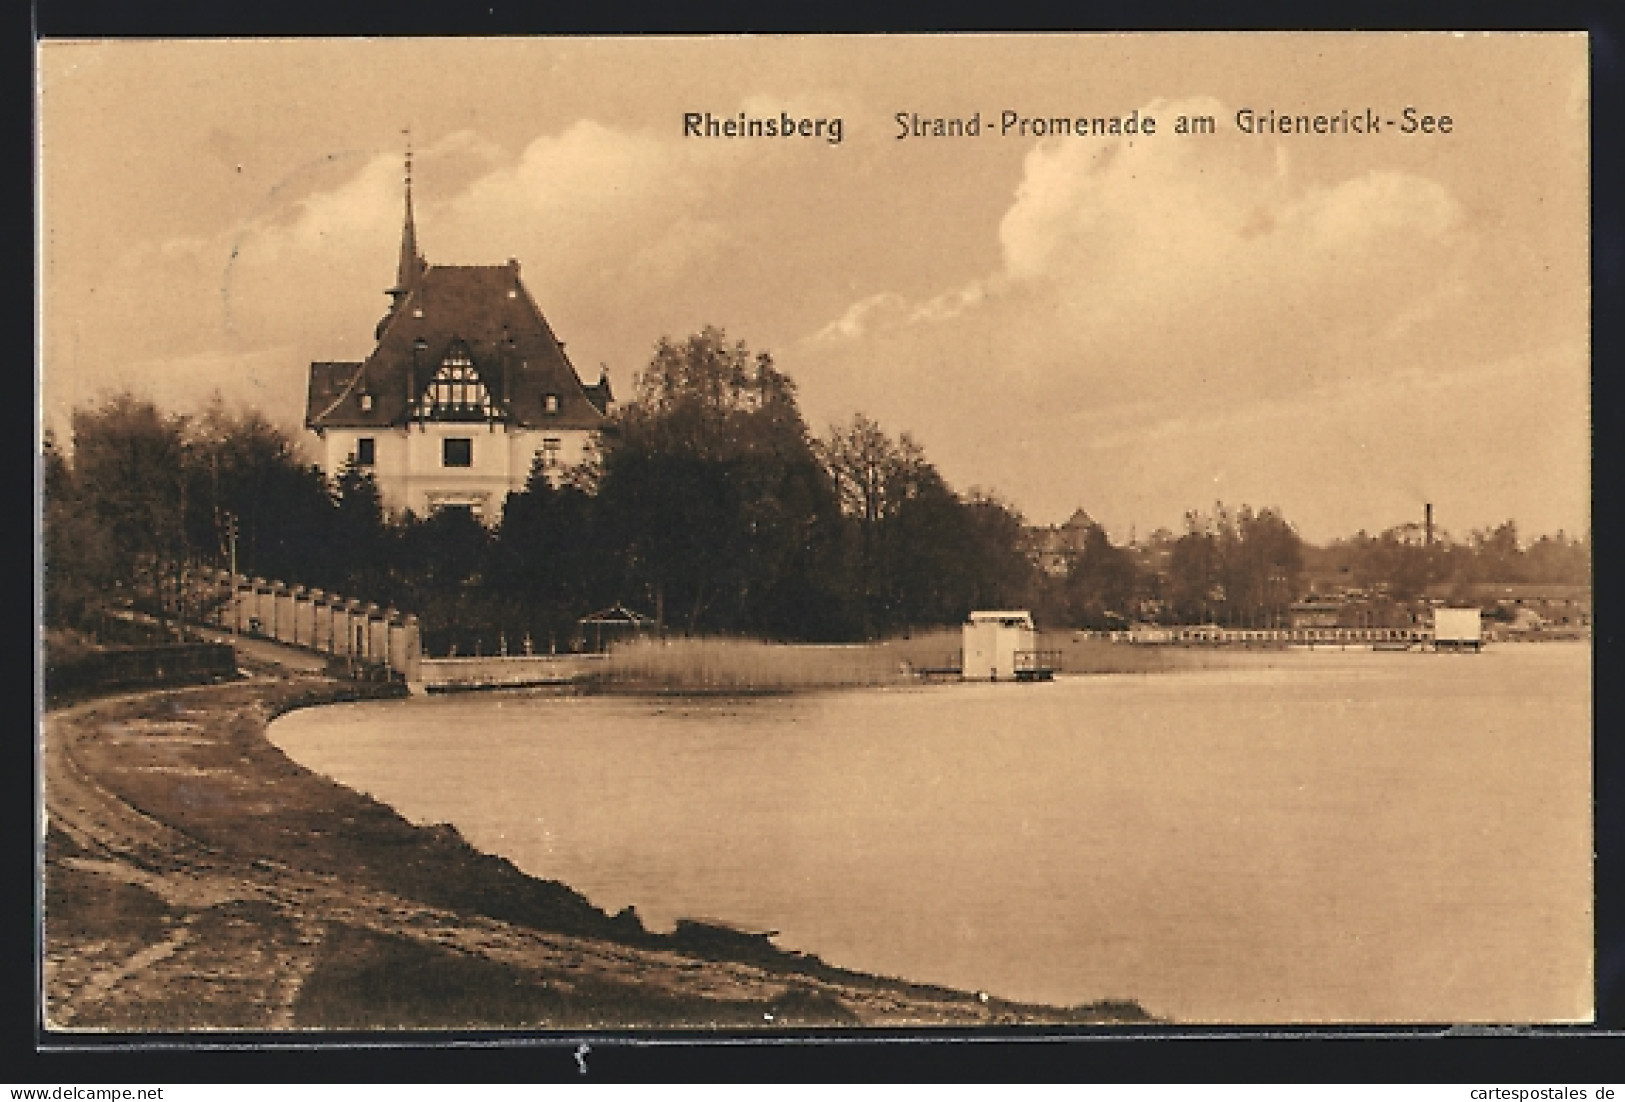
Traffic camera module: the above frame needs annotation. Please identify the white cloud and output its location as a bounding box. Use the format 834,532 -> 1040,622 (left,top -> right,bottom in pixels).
434,121 -> 731,272
804,96 -> 1476,412
792,95 -> 1581,539
812,291 -> 910,342
44,118 -> 765,448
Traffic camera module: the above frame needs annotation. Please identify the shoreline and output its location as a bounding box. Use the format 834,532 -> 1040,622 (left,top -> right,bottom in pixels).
42,648 -> 1157,1031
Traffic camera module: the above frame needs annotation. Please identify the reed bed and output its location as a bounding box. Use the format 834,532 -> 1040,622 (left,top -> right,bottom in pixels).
595,636 -> 912,692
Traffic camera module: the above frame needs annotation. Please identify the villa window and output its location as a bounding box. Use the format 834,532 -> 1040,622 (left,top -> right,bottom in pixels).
541,437 -> 562,467
443,437 -> 473,467
355,438 -> 375,466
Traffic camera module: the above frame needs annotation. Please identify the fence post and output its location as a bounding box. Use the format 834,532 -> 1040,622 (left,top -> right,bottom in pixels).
272,581 -> 290,641
366,604 -> 383,667
402,614 -> 421,683
305,590 -> 323,654
353,600 -> 365,660
345,600 -> 362,662
247,578 -> 264,633
301,588 -> 317,649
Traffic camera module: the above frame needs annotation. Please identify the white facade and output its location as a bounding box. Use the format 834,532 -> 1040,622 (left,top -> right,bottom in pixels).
317,424 -> 600,523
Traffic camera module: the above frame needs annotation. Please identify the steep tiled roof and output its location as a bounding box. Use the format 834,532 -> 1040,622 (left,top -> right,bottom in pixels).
1063,507 -> 1095,531
306,261 -> 609,431
581,368 -> 614,413
307,362 -> 365,425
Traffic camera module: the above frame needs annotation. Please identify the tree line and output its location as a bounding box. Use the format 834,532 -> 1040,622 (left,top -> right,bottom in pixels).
42,328 -> 1035,653
42,326 -> 1590,653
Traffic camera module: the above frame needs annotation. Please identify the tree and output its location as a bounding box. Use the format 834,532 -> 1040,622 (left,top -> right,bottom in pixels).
1059,522 -> 1142,629
40,429 -> 119,630
66,394 -> 196,631
182,399 -> 336,587
595,327 -> 850,637
1166,503 -> 1303,626
392,504 -> 493,655
1168,515 -> 1221,623
1524,531 -> 1590,585
44,394 -> 349,635
1468,519 -> 1526,583
490,457 -> 613,650
329,458 -> 389,597
1221,506 -> 1304,626
817,414 -> 933,526
816,414 -> 936,636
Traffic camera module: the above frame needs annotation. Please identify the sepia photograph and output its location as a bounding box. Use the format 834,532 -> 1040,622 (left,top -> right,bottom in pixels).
36,32 -> 1593,1033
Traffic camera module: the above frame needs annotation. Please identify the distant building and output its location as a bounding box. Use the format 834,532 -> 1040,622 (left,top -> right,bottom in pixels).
1023,508 -> 1097,577
1424,582 -> 1592,631
305,152 -> 613,523
1287,600 -> 1343,629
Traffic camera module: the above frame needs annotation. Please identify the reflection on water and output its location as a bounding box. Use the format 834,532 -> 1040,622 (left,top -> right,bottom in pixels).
271,643 -> 1592,1023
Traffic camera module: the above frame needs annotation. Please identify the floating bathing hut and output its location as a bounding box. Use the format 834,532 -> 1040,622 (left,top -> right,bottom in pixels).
961,610 -> 1056,682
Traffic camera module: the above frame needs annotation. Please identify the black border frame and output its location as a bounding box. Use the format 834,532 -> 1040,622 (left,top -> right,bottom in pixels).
22,0 -> 1624,1083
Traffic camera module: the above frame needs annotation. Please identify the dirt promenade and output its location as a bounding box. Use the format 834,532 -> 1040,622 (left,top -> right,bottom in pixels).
42,649 -> 1151,1031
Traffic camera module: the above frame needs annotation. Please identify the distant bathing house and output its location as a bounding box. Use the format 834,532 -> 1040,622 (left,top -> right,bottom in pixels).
305,151 -> 613,524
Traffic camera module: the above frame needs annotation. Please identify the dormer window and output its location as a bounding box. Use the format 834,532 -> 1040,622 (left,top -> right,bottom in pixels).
412,346 -> 498,421
412,307 -> 424,318
359,392 -> 374,412
544,394 -> 560,413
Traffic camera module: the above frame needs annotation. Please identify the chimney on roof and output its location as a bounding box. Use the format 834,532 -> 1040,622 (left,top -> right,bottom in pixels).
508,257 -> 520,275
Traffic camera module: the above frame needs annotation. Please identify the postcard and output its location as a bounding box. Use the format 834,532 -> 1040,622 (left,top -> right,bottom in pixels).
36,32 -> 1592,1032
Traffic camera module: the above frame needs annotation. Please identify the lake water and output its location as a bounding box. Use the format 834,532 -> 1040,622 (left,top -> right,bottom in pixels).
269,642 -> 1593,1023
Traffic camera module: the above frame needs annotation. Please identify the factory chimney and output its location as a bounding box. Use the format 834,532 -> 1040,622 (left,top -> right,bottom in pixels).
1425,503 -> 1434,547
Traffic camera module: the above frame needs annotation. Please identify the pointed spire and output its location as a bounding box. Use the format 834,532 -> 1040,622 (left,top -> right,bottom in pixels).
390,130 -> 425,302
377,131 -> 426,339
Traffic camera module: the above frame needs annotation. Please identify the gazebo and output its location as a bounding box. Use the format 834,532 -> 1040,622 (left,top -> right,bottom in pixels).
576,604 -> 659,653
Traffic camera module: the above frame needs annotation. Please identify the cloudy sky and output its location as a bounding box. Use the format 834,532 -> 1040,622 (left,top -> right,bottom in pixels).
37,34 -> 1589,544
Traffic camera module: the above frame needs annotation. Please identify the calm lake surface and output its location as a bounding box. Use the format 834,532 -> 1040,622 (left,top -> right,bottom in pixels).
270,642 -> 1592,1023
